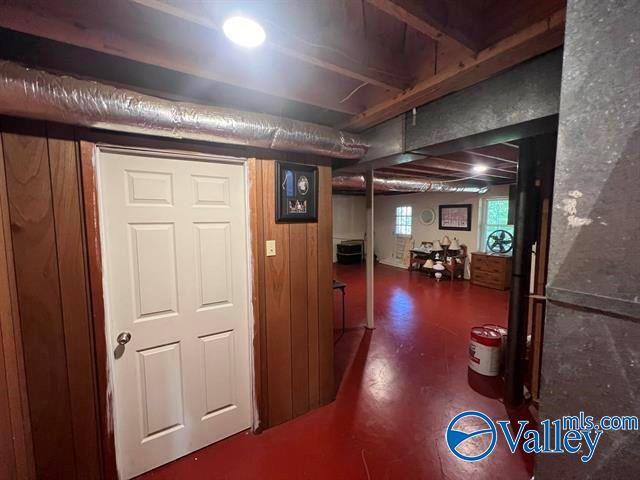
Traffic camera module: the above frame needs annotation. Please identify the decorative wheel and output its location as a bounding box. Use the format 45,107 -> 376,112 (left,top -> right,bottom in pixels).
487,229 -> 513,254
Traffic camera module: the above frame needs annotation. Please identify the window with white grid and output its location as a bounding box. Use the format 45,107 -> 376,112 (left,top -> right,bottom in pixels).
394,205 -> 412,236
479,197 -> 514,251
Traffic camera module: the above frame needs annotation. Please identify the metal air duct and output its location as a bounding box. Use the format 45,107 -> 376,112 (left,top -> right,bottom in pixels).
333,174 -> 489,194
0,61 -> 368,159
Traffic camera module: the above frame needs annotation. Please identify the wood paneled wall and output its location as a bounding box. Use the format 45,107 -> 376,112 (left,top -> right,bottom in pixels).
0,126 -> 35,480
0,118 -> 101,480
249,159 -> 334,428
0,117 -> 336,477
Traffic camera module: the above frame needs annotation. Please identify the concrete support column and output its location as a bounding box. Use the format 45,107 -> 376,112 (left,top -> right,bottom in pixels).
537,0 -> 640,477
365,170 -> 375,330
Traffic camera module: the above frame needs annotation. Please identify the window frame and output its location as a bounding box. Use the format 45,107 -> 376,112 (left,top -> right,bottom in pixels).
394,205 -> 413,237
479,196 -> 513,251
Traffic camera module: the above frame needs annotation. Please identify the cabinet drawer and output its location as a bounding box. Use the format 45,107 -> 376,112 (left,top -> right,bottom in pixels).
473,254 -> 504,268
472,270 -> 505,289
474,262 -> 505,274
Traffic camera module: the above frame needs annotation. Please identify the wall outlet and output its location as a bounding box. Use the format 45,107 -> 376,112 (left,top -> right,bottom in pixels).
266,240 -> 276,257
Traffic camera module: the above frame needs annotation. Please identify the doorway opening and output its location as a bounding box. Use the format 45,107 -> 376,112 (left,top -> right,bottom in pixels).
331,134 -> 557,477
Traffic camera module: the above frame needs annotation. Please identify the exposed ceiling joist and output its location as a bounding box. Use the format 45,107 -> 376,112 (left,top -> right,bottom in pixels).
380,163 -> 509,183
465,143 -> 520,164
365,0 -> 478,54
130,0 -> 410,92
437,152 -> 518,169
381,164 -> 463,177
412,157 -> 516,179
344,8 -> 566,131
379,167 -> 457,180
376,168 -> 498,185
0,1 -> 364,115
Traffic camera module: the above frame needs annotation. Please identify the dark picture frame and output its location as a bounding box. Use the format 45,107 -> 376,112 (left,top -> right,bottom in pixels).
439,204 -> 472,231
275,161 -> 318,223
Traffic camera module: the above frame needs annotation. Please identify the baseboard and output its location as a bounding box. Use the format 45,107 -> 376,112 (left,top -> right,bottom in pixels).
378,258 -> 408,269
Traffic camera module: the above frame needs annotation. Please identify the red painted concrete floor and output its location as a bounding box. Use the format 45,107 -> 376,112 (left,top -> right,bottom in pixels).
140,263 -> 533,480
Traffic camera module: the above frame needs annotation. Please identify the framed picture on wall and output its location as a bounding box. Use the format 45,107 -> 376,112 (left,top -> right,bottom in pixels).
275,161 -> 318,222
439,204 -> 472,231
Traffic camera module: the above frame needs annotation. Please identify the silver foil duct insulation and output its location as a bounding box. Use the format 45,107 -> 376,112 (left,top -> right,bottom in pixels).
0,61 -> 369,159
332,174 -> 489,194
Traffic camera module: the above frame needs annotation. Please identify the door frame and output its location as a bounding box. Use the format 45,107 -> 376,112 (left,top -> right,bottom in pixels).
79,138 -> 259,478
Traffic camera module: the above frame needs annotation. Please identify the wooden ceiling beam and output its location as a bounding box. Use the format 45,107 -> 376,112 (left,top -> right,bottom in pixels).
379,168 -> 455,180
466,144 -> 519,164
436,152 -> 519,172
130,0 -> 410,92
379,168 -> 499,184
344,8 -> 566,131
413,156 -> 517,179
365,0 -> 478,54
0,1 -> 364,115
381,165 -> 464,178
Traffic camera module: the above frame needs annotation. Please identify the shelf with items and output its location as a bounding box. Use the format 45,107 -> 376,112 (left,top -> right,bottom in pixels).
409,237 -> 467,281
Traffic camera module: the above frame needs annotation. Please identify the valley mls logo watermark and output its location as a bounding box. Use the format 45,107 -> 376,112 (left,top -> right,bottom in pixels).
446,411 -> 497,461
446,410 -> 639,463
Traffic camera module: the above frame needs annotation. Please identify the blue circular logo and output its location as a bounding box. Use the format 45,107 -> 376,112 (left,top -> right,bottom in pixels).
446,411 -> 497,461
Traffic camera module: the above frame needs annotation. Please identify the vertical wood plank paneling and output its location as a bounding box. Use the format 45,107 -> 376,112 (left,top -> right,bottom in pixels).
306,222 -> 320,409
289,223 -> 309,417
251,160 -> 333,425
2,120 -> 77,479
248,158 -> 269,429
0,130 -> 17,480
317,165 -> 334,405
262,161 -> 292,425
0,330 -> 16,479
47,125 -> 101,480
0,129 -> 35,480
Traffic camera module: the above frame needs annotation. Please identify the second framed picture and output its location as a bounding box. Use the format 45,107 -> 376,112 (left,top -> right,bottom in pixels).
275,162 -> 318,223
439,204 -> 472,231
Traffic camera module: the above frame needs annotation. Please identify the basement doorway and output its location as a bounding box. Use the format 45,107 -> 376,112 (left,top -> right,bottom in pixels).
331,135 -> 557,476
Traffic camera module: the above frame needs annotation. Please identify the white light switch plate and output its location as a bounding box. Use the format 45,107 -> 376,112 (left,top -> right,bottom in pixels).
266,240 -> 276,257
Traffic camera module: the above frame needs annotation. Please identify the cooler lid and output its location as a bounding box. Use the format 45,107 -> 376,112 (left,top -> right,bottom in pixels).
471,327 -> 502,346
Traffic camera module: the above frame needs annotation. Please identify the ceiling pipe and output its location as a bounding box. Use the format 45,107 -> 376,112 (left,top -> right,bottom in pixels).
333,174 -> 489,194
0,60 -> 368,159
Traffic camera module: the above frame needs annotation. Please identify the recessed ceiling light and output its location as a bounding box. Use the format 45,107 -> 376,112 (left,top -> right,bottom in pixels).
472,164 -> 489,173
223,16 -> 266,48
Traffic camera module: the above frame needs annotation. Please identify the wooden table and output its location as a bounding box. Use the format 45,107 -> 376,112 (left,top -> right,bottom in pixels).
408,249 -> 431,271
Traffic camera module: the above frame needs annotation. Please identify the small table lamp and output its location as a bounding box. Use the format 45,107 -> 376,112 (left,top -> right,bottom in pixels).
432,240 -> 443,260
433,261 -> 445,281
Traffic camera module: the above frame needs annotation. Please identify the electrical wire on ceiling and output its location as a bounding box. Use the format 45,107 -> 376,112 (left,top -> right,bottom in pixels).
431,174 -> 490,183
339,82 -> 368,103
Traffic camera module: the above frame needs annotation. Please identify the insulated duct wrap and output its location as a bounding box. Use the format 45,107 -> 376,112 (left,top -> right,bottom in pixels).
333,175 -> 489,194
0,61 -> 368,159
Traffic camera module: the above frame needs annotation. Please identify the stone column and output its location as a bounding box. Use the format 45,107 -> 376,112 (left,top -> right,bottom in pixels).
537,0 -> 640,477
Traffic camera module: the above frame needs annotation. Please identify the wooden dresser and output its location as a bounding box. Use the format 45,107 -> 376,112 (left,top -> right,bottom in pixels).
471,252 -> 512,290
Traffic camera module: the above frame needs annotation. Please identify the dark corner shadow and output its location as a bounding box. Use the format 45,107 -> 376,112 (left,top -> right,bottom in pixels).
505,402 -> 538,477
467,368 -> 503,399
467,368 -> 537,475
334,327 -> 373,396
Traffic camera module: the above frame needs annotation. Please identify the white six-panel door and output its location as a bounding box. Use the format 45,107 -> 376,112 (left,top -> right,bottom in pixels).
98,149 -> 252,479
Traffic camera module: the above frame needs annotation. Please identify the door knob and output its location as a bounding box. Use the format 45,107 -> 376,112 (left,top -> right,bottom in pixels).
117,331 -> 132,345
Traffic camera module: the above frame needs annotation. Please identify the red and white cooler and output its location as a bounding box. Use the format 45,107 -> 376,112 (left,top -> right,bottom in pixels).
483,324 -> 508,353
469,327 -> 502,376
